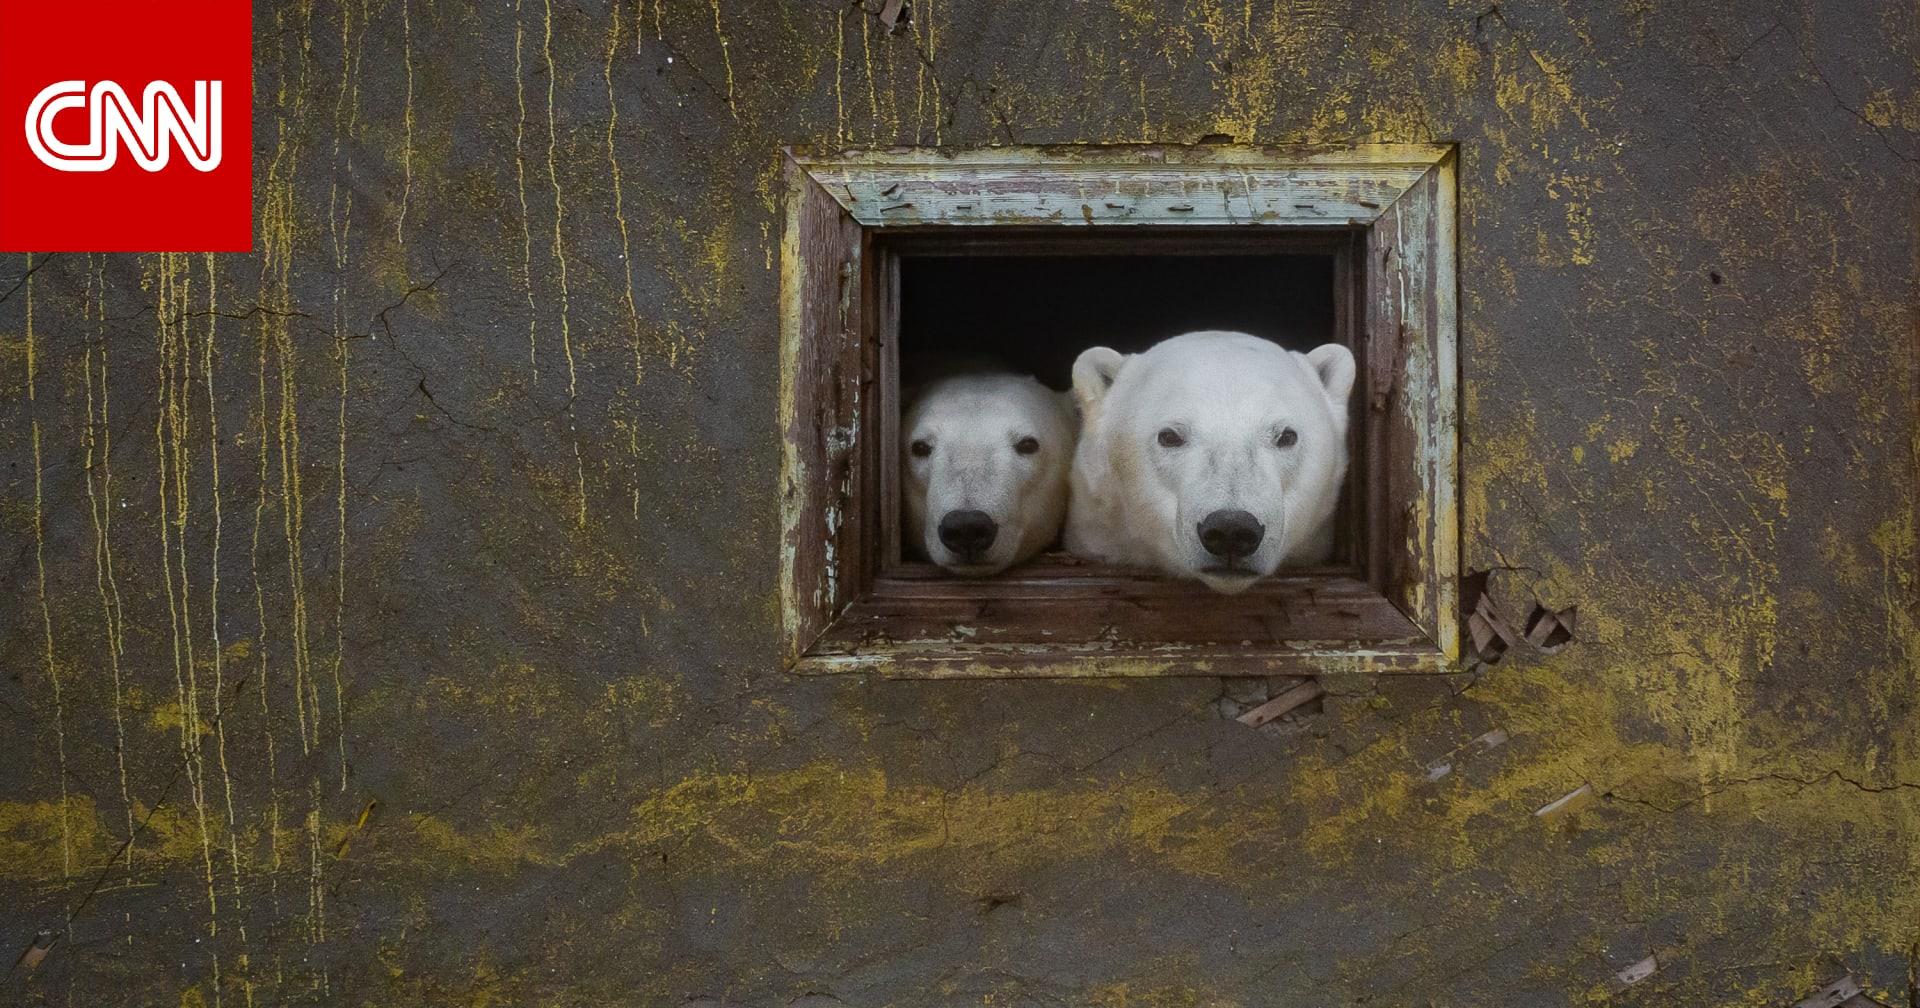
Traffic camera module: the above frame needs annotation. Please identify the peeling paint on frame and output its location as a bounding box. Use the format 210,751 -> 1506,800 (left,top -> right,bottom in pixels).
780,143 -> 1461,678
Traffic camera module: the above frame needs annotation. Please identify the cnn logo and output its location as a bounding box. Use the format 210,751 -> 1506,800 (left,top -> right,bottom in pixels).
24,80 -> 223,173
1,1 -> 250,251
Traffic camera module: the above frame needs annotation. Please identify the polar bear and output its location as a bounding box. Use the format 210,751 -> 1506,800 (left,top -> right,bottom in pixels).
902,367 -> 1077,576
1065,331 -> 1355,594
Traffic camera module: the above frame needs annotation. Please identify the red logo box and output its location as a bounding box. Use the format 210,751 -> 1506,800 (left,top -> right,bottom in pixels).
0,0 -> 251,252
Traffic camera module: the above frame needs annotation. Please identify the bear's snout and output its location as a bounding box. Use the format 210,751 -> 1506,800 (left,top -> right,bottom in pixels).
1197,509 -> 1264,563
938,509 -> 999,561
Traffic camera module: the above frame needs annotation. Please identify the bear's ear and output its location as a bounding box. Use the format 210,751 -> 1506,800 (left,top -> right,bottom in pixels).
1071,346 -> 1128,413
1305,343 -> 1356,406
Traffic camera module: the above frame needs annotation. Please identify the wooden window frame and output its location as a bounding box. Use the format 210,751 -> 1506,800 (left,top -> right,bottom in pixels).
779,144 -> 1459,679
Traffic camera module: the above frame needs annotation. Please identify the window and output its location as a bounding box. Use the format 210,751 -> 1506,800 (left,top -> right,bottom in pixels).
779,145 -> 1459,678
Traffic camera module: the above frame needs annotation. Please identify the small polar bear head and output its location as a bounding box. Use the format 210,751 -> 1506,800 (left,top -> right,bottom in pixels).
1066,331 -> 1355,594
902,370 -> 1077,576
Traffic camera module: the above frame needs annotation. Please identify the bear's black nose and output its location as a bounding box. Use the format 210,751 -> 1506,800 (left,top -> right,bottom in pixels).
1198,509 -> 1265,561
938,510 -> 998,560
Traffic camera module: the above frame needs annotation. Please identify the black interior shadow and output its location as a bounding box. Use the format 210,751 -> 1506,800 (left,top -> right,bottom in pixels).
899,254 -> 1336,390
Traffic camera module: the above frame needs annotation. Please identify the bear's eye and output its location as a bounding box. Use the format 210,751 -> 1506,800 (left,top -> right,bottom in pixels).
1275,428 -> 1298,448
1014,436 -> 1040,455
910,439 -> 933,458
1157,428 -> 1186,448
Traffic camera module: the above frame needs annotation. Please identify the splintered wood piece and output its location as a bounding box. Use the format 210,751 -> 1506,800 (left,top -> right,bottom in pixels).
1460,569 -> 1512,662
1524,604 -> 1576,652
1467,611 -> 1506,662
334,799 -> 380,859
1533,783 -> 1592,820
1236,679 -> 1325,727
1792,976 -> 1893,1008
1475,592 -> 1521,641
878,0 -> 907,30
1467,591 -> 1521,663
1793,976 -> 1865,1008
1614,954 -> 1657,985
14,930 -> 57,973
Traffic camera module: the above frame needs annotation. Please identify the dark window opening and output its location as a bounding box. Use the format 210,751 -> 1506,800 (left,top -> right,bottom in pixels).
778,146 -> 1460,677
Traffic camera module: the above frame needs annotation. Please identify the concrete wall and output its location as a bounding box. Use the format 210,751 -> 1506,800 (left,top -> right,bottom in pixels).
2,1 -> 1916,1004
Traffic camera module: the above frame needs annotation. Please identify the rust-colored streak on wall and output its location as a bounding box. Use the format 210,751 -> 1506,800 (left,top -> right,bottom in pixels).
1,1 -> 1916,1005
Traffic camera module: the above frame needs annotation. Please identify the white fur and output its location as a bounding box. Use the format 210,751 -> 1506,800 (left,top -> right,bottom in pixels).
1065,331 -> 1355,593
903,371 -> 1077,575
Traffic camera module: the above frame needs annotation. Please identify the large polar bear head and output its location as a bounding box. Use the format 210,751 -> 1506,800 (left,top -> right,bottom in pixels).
1064,331 -> 1355,594
902,370 -> 1077,576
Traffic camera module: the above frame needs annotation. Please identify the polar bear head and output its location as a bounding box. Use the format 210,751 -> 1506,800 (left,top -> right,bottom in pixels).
902,371 -> 1077,576
1065,331 -> 1355,594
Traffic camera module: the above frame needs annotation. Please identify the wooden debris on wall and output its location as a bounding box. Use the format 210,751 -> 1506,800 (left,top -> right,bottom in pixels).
1235,678 -> 1327,728
1533,783 -> 1593,822
1524,604 -> 1577,653
333,799 -> 381,860
10,930 -> 57,975
1461,569 -> 1577,663
1423,727 -> 1508,782
1462,569 -> 1519,662
1792,975 -> 1890,1008
1614,953 -> 1658,986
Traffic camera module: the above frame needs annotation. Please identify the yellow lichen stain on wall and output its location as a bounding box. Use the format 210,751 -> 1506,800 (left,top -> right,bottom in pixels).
621,762 -> 1289,884
1800,284 -> 1850,397
1086,967 -> 1233,1008
1110,0 -> 1198,69
409,814 -> 558,873
0,794 -> 273,886
1870,512 -> 1920,772
426,663 -> 565,720
1103,0 -> 1388,144
1461,391 -> 1547,550
149,700 -> 217,739
650,206 -> 736,369
0,798 -> 107,881
1490,45 -> 1600,136
0,332 -> 29,405
1860,88 -> 1920,131
1435,36 -> 1482,96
